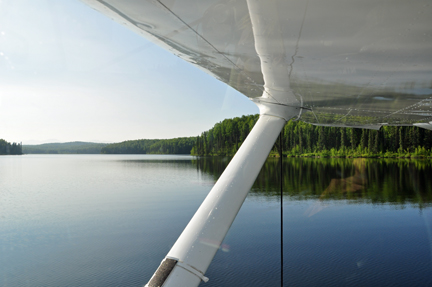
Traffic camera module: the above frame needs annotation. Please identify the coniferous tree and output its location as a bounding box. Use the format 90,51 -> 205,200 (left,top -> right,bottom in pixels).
399,126 -> 404,152
317,126 -> 325,150
360,129 -> 368,150
298,128 -> 303,154
374,130 -> 380,153
367,130 -> 374,152
340,128 -> 346,149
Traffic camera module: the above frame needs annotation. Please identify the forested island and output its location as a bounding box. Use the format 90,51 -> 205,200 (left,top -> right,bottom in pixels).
191,114 -> 432,158
0,139 -> 23,155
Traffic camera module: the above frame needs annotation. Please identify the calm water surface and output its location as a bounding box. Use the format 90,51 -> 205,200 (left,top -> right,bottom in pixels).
1,155 -> 431,286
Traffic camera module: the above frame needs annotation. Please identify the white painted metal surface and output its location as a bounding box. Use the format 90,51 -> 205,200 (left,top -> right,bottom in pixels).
145,104 -> 299,287
81,0 -> 432,127
246,0 -> 299,107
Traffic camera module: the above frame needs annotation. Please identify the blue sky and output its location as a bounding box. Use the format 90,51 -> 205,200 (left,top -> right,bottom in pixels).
0,0 -> 258,144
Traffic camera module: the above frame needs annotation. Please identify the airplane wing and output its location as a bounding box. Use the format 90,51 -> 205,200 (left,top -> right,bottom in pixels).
80,1 -> 432,286
82,0 -> 432,129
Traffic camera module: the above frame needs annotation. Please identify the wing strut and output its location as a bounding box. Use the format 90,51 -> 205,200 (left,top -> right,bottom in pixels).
146,104 -> 299,287
146,1 -> 301,285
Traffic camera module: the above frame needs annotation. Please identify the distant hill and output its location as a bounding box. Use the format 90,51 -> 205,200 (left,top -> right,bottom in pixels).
23,138 -> 196,155
23,142 -> 108,154
101,137 -> 195,154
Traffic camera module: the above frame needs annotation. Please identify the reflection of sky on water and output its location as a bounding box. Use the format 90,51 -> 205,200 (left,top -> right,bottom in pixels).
0,155 -> 212,286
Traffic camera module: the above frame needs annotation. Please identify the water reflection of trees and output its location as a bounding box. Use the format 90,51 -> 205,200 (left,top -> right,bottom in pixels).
192,157 -> 432,208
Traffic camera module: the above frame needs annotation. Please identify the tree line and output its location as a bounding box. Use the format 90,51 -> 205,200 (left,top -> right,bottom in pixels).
0,139 -> 23,155
191,114 -> 432,158
101,137 -> 195,154
10,114 -> 432,157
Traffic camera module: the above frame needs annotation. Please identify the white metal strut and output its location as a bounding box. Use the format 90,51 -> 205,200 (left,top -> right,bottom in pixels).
146,102 -> 299,287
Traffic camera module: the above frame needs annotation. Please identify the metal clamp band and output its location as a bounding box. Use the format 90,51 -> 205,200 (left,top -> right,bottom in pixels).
176,261 -> 209,283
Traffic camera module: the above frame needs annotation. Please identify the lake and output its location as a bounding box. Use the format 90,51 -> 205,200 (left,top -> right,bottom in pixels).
1,155 -> 431,286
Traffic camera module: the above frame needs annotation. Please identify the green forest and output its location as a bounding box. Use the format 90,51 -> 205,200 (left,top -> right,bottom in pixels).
0,139 -> 23,155
191,114 -> 432,158
101,137 -> 195,154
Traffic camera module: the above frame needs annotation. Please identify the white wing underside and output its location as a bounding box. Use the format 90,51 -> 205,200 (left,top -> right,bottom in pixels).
82,0 -> 432,128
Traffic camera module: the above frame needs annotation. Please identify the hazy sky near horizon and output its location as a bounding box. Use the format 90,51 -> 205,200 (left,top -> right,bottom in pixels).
0,0 -> 258,144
